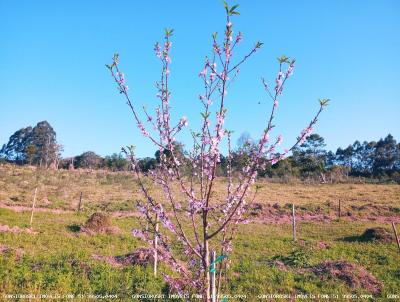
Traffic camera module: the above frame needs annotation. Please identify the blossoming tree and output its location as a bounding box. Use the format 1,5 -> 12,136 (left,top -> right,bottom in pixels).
107,2 -> 328,301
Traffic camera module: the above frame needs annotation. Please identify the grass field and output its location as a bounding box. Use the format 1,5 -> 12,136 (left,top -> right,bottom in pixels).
0,164 -> 399,301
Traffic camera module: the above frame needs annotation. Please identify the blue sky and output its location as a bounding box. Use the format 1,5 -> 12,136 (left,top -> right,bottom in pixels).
1,0 -> 399,158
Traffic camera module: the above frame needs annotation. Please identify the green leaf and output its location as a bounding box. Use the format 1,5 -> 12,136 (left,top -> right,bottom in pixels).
277,55 -> 290,64
164,28 -> 174,37
229,4 -> 240,15
255,184 -> 264,190
200,112 -> 210,119
255,41 -> 264,49
223,1 -> 229,14
319,98 -> 330,107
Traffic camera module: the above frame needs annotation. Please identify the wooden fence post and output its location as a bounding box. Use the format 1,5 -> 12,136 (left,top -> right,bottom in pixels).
30,187 -> 38,228
77,192 -> 83,212
392,222 -> 400,253
292,204 -> 296,242
153,214 -> 159,277
211,250 -> 216,302
338,200 -> 341,219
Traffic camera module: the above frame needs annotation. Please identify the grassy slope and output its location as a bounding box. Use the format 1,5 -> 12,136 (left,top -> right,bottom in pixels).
1,164 -> 399,211
0,164 -> 399,301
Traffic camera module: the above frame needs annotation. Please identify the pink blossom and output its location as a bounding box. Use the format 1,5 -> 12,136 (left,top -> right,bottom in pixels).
286,62 -> 295,78
132,229 -> 146,240
199,67 -> 207,77
216,112 -> 225,126
220,71 -> 228,81
164,41 -> 171,49
225,47 -> 231,60
236,32 -> 243,43
189,198 -> 204,213
136,204 -> 147,215
259,131 -> 269,146
275,71 -> 284,95
213,43 -> 221,54
299,126 -> 313,144
137,122 -> 149,137
116,72 -> 129,92
277,134 -> 283,145
154,42 -> 162,58
181,116 -> 188,126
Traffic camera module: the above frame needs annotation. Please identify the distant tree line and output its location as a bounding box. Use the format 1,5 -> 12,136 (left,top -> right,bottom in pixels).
263,133 -> 400,183
1,122 -> 399,182
0,121 -> 62,168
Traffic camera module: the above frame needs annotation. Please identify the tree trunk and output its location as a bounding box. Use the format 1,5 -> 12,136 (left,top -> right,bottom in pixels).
203,239 -> 210,302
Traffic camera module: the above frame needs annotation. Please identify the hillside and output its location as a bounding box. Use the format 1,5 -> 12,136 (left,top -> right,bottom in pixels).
0,164 -> 399,300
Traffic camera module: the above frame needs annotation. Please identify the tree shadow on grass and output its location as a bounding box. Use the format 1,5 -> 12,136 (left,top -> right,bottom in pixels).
340,227 -> 393,243
66,224 -> 81,232
340,235 -> 364,242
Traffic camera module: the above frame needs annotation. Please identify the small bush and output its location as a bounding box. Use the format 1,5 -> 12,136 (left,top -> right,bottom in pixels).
272,249 -> 310,268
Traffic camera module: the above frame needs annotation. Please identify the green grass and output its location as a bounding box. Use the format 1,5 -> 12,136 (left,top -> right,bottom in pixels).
1,208 -> 399,301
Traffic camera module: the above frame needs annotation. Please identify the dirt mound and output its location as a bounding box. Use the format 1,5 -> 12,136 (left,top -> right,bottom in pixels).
268,259 -> 289,271
359,227 -> 393,243
84,212 -> 111,230
92,248 -> 153,267
249,203 -> 263,216
0,245 -> 9,253
0,224 -> 37,234
311,260 -> 382,294
115,248 -> 153,266
316,241 -> 330,249
82,212 -> 120,234
0,245 -> 25,260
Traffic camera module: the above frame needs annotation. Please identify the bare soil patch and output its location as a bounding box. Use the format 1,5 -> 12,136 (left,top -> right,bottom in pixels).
0,224 -> 37,234
249,202 -> 400,224
92,248 -> 153,267
310,260 -> 382,294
